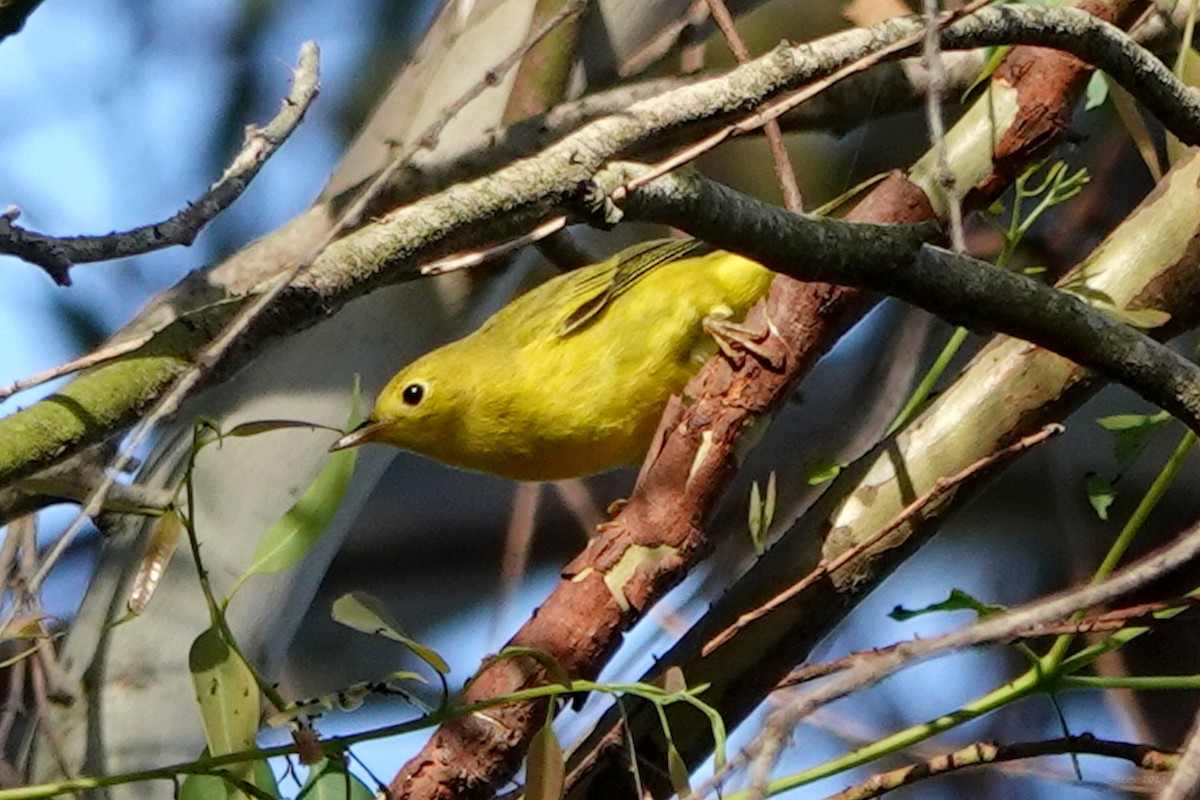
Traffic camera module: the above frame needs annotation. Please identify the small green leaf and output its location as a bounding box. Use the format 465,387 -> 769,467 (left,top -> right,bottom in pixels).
1,612 -> 52,641
890,589 -> 1005,622
296,758 -> 373,800
1084,71 -> 1109,110
1022,266 -> 1048,276
231,389 -> 363,596
1085,473 -> 1116,521
189,628 -> 261,791
526,723 -> 565,800
331,593 -> 450,675
180,756 -> 279,800
1062,284 -> 1115,307
748,482 -> 765,555
236,447 -> 356,582
806,460 -> 842,486
1097,411 -> 1171,470
1102,306 -> 1172,330
961,46 -> 1010,101
666,743 -> 692,799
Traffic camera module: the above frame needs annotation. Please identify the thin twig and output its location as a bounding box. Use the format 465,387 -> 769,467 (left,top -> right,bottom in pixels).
422,216 -> 568,276
824,735 -> 1176,800
492,482 -> 541,645
775,595 -> 1200,690
340,0 -> 588,232
705,0 -> 803,211
612,0 -> 991,206
0,331 -> 154,402
922,0 -> 965,252
0,47 -> 321,286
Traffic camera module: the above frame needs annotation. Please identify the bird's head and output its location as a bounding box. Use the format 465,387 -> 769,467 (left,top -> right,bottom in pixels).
330,353 -> 468,458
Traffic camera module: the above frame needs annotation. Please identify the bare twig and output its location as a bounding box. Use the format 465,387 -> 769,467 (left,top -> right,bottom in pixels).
492,482 -> 541,644
921,0 -> 966,253
340,0 -> 588,232
0,331 -> 155,402
824,735 -> 1176,800
775,596 -> 1200,690
0,44 -> 321,286
422,216 -> 568,276
704,0 -> 803,211
611,0 -> 991,206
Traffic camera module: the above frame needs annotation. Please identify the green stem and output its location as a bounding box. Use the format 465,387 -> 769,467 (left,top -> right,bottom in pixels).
1041,429 -> 1195,673
887,326 -> 970,435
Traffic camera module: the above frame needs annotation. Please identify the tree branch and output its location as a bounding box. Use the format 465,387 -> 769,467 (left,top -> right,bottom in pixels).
0,0 -> 41,42
0,43 -> 320,286
618,166 -> 1200,436
824,735 -> 1176,800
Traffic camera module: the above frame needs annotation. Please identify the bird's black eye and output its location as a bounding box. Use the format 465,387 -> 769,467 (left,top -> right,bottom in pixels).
402,383 -> 425,405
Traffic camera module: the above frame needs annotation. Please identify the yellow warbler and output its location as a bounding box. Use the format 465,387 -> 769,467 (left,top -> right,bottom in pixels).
332,238 -> 774,481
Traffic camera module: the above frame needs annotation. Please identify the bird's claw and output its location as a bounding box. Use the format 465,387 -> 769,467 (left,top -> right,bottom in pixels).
703,313 -> 782,370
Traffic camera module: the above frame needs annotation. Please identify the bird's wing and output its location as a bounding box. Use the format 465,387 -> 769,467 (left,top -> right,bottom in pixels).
556,238 -> 711,337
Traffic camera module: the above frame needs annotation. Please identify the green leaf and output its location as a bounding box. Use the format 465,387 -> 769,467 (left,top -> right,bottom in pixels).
806,459 -> 842,486
526,723 -> 565,800
331,592 -> 450,675
230,388 -> 363,596
1097,411 -> 1172,470
297,758 -> 373,800
748,474 -> 776,555
236,446 -> 356,581
961,46 -> 1010,101
666,743 -> 691,800
180,756 -> 279,800
1085,473 -> 1117,520
890,588 -> 1005,622
1084,71 -> 1109,110
1101,306 -> 1171,330
1,612 -> 52,641
189,628 -> 261,792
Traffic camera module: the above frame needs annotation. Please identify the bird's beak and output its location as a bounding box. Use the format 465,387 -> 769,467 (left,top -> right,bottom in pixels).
330,419 -> 386,452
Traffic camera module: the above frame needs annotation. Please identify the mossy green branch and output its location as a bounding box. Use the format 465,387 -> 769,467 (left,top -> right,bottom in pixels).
0,300 -> 244,487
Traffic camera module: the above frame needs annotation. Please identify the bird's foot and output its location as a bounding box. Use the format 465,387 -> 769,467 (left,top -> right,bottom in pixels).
703,311 -> 783,370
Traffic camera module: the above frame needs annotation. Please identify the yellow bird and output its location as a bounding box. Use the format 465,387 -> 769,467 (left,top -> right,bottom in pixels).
331,238 -> 775,481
